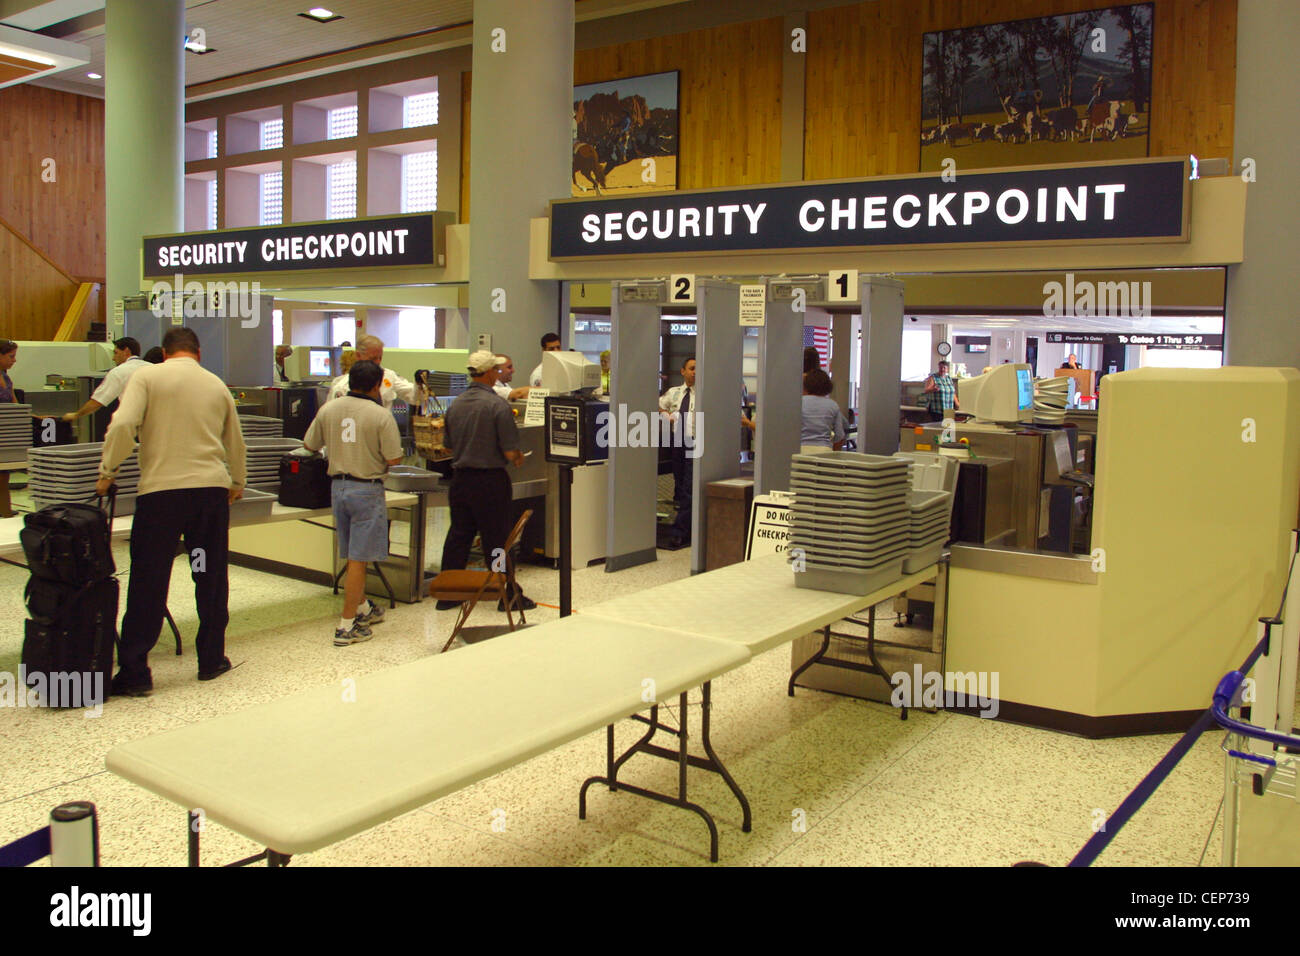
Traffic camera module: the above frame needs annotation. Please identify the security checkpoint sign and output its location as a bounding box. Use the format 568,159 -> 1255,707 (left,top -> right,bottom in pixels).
746,491 -> 793,559
738,284 -> 767,326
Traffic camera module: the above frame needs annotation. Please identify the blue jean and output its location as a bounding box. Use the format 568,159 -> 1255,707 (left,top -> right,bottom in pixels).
332,481 -> 389,562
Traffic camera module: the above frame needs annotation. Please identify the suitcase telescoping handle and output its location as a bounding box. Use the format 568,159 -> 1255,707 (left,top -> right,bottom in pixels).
91,485 -> 117,545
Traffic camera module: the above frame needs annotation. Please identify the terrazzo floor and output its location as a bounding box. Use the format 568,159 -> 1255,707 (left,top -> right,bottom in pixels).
0,496 -> 1262,868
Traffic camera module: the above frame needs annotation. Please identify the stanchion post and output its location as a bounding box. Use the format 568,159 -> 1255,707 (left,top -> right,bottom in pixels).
49,802 -> 99,867
560,464 -> 573,617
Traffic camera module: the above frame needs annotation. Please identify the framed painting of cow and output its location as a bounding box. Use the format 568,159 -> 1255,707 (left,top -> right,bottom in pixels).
572,70 -> 679,197
919,3 -> 1153,172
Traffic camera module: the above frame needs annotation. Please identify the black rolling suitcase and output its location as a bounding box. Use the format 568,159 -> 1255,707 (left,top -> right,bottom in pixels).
20,494 -> 119,708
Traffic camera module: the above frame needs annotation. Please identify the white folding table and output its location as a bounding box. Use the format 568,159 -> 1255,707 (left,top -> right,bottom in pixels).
107,616 -> 749,864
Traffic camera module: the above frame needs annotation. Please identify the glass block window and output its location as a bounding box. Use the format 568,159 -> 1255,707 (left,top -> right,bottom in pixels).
326,161 -> 357,220
260,170 -> 283,225
272,309 -> 283,346
401,150 -> 437,213
403,91 -> 438,128
260,118 -> 283,150
327,105 -> 358,140
206,179 -> 217,230
208,128 -> 218,159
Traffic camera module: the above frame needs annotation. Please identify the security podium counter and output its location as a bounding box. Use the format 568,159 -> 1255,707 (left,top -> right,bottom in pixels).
942,368 -> 1300,736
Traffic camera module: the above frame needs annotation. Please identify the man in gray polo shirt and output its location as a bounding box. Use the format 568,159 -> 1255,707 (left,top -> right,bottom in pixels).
304,360 -> 404,645
437,350 -> 534,612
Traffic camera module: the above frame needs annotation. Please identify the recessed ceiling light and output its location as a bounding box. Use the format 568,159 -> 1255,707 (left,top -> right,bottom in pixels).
184,39 -> 216,54
86,72 -> 101,79
299,8 -> 344,23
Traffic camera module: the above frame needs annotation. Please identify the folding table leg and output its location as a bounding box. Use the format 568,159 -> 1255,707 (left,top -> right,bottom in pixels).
164,607 -> 182,656
578,689 -> 748,863
864,604 -> 906,720
700,682 -> 752,832
788,625 -> 832,696
370,561 -> 396,609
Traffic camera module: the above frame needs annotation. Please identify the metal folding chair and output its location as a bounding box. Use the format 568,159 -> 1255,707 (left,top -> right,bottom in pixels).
427,509 -> 534,653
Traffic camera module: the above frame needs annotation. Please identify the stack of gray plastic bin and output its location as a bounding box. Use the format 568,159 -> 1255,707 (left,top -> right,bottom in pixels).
0,404 -> 33,463
30,441 -> 283,520
904,489 -> 954,572
894,451 -> 958,573
789,451 -> 911,594
244,437 -> 305,493
238,415 -> 284,437
30,444 -> 141,514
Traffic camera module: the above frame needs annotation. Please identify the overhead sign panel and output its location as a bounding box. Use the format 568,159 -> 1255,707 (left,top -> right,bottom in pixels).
549,158 -> 1189,260
143,213 -> 438,278
1046,331 -> 1222,349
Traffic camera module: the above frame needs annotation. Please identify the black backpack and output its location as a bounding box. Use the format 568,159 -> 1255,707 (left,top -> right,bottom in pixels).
20,502 -> 116,586
278,452 -> 332,509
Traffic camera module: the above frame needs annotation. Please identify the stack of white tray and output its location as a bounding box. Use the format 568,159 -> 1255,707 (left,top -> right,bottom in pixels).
904,488 -> 954,573
894,450 -> 959,494
30,444 -> 141,514
244,437 -> 306,493
239,415 -> 284,437
1033,376 -> 1069,425
0,404 -> 32,463
788,452 -> 911,595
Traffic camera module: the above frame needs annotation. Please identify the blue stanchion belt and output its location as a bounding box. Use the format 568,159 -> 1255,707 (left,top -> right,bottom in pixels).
0,826 -> 51,868
1068,631 -> 1283,867
1068,709 -> 1218,867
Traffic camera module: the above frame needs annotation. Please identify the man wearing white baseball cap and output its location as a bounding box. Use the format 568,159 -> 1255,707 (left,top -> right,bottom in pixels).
436,350 -> 535,612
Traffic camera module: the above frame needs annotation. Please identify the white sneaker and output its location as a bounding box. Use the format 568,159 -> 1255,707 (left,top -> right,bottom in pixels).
334,622 -> 374,646
355,602 -> 386,625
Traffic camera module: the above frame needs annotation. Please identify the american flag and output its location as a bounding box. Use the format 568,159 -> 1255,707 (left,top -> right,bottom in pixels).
803,325 -> 830,369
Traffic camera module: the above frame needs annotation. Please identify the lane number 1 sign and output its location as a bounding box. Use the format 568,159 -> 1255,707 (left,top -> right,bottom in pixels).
827,269 -> 858,302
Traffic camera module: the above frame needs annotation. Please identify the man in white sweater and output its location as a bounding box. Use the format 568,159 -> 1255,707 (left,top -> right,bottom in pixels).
96,327 -> 247,697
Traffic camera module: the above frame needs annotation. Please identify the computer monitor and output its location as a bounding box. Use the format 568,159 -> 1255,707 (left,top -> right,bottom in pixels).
309,349 -> 333,377
957,363 -> 1034,423
541,350 -> 601,393
1015,367 -> 1034,412
282,347 -> 339,381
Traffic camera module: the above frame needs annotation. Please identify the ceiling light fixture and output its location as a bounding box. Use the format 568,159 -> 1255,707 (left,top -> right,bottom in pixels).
184,39 -> 216,54
0,43 -> 55,66
86,72 -> 101,79
0,25 -> 91,91
299,7 -> 344,23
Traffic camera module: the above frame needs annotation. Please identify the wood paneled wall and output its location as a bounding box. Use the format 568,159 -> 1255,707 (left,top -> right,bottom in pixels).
461,16 -> 787,220
0,84 -> 105,281
0,222 -> 78,341
804,0 -> 1237,180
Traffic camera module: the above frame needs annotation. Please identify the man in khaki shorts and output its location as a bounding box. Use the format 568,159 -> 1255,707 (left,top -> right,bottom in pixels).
304,361 -> 404,645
